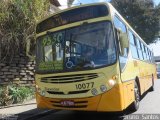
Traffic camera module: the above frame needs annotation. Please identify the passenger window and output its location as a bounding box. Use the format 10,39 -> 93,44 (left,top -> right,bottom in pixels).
136,38 -> 140,49
151,52 -> 154,63
149,51 -> 152,62
128,30 -> 139,59
136,38 -> 143,60
143,44 -> 148,61
140,42 -> 144,60
148,49 -> 150,60
146,48 -> 148,61
128,30 -> 135,45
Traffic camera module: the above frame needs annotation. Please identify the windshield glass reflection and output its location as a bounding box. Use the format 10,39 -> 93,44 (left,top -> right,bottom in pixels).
36,22 -> 117,72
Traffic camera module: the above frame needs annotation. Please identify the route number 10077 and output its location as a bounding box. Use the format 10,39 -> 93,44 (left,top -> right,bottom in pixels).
75,82 -> 94,90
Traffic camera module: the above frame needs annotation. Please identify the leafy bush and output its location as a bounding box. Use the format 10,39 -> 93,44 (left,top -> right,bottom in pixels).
9,85 -> 34,103
0,86 -> 3,105
0,85 -> 35,106
0,85 -> 13,106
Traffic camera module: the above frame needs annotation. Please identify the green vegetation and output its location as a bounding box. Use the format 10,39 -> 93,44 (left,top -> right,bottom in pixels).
0,0 -> 49,107
0,0 -> 51,61
111,0 -> 160,44
0,85 -> 35,106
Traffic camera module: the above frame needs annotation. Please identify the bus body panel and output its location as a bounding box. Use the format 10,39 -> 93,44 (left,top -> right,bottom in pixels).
97,81 -> 134,111
121,55 -> 157,95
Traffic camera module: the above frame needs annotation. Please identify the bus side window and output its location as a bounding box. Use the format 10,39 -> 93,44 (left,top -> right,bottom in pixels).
149,51 -> 152,63
140,42 -> 144,60
128,30 -> 139,59
114,16 -> 128,70
136,38 -> 143,60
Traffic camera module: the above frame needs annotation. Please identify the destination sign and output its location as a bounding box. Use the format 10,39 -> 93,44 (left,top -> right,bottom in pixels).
36,5 -> 108,34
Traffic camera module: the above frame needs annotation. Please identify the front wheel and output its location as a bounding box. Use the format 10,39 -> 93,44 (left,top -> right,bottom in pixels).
130,82 -> 140,112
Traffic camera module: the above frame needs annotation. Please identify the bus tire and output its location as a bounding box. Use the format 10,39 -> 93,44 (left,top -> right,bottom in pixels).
130,81 -> 140,112
149,75 -> 154,92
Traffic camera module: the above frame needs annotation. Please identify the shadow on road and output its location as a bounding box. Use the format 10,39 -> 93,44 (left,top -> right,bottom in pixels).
1,108 -> 134,120
51,111 -> 126,120
17,108 -> 55,120
73,111 -> 125,120
0,108 -> 54,120
17,108 -> 46,120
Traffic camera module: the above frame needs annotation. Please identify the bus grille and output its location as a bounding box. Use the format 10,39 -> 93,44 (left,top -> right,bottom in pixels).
41,73 -> 98,83
51,101 -> 88,108
47,89 -> 90,95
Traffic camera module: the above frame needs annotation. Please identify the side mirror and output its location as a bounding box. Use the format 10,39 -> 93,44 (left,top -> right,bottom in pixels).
116,28 -> 129,55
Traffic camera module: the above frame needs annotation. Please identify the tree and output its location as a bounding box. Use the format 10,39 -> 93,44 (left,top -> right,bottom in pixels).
155,3 -> 160,39
111,0 -> 160,44
0,0 -> 50,62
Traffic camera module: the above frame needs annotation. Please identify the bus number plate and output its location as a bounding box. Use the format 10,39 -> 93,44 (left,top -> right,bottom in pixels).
60,100 -> 74,106
75,82 -> 94,90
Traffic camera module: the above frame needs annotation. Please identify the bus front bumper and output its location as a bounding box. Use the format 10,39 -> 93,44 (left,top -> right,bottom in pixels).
36,84 -> 128,112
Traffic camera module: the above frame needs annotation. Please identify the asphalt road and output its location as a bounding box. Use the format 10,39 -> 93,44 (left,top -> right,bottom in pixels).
134,79 -> 160,114
29,79 -> 160,120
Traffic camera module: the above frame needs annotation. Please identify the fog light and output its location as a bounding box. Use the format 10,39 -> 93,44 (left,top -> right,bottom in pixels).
100,85 -> 107,92
108,79 -> 116,86
91,88 -> 98,96
41,90 -> 46,96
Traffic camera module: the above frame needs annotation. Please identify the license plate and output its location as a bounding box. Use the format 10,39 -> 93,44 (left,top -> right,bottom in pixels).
60,100 -> 75,106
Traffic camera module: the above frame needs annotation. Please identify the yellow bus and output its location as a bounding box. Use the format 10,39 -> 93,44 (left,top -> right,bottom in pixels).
35,2 -> 157,112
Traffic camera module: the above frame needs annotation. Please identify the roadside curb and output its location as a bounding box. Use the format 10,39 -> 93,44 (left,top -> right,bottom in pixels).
20,110 -> 57,120
0,103 -> 36,109
0,99 -> 36,109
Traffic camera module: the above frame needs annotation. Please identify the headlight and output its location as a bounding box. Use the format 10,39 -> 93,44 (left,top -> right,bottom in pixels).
36,85 -> 41,94
108,79 -> 116,86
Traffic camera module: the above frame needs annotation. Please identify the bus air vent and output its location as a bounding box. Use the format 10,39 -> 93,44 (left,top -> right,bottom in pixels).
47,89 -> 90,95
41,73 -> 98,83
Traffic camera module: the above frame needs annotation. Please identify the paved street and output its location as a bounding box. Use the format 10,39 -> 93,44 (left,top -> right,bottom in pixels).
134,79 -> 160,114
25,79 -> 160,120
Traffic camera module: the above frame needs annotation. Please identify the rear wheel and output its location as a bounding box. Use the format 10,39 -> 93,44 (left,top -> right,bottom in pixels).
130,82 -> 140,112
149,75 -> 154,91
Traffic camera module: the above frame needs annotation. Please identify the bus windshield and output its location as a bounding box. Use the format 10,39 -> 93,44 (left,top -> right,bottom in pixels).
36,21 -> 116,72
